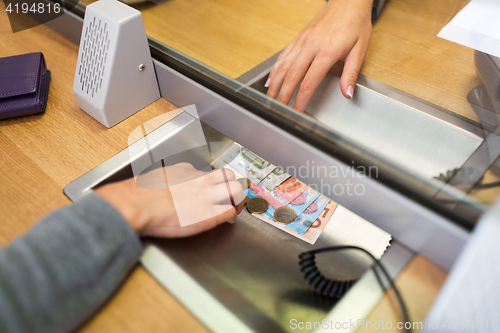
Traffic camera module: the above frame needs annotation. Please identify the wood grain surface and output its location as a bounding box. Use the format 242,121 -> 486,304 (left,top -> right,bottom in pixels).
356,255 -> 448,332
0,0 -> 460,331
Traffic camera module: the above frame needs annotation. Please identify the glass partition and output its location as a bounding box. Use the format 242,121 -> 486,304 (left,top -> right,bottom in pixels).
78,0 -> 324,79
71,0 -> 500,228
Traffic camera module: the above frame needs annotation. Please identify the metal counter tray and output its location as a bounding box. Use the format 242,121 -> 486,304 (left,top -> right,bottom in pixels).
244,60 -> 484,181
65,111 -> 414,333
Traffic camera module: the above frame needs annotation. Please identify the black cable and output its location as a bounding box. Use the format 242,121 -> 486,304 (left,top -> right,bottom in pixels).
299,245 -> 412,332
371,264 -> 387,295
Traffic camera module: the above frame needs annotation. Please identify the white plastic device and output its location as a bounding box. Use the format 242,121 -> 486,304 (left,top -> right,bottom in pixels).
73,0 -> 160,128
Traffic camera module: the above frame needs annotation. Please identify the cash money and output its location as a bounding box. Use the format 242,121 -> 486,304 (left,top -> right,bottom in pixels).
299,200 -> 338,242
246,197 -> 269,214
261,168 -> 290,190
308,200 -> 338,230
217,144 -> 338,243
250,182 -> 288,209
224,147 -> 275,184
287,187 -> 320,216
246,188 -> 260,200
247,188 -> 276,219
237,178 -> 251,190
273,177 -> 309,203
284,214 -> 313,235
274,207 -> 296,224
250,199 -> 338,243
302,194 -> 330,223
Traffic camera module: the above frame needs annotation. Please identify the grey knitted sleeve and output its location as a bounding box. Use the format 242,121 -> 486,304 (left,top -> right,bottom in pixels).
0,192 -> 143,333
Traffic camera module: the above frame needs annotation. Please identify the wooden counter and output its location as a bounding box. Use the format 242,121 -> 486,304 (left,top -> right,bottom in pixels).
1,0 -> 463,331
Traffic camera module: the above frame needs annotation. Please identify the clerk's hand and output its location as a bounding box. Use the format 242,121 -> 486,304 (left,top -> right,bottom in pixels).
95,163 -> 245,238
266,0 -> 373,112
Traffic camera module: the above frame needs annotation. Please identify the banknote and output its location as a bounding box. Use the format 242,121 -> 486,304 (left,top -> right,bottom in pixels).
249,182 -> 288,209
302,194 -> 330,223
217,144 -> 337,243
299,200 -> 338,243
284,214 -> 314,235
263,204 -> 276,219
261,168 -> 291,190
224,147 -> 275,184
246,188 -> 260,199
251,200 -> 337,244
273,177 -> 308,203
287,187 -> 320,216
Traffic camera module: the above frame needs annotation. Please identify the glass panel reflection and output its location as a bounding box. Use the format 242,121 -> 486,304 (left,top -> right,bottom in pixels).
73,0 -> 500,222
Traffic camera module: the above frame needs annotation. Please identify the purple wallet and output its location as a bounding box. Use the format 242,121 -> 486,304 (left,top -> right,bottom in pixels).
0,52 -> 51,120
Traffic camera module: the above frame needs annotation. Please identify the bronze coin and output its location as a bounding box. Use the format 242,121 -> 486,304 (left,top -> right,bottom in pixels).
237,178 -> 252,190
247,197 -> 269,214
274,207 -> 296,224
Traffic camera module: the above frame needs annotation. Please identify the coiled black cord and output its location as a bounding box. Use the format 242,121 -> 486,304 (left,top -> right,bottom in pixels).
299,245 -> 412,332
298,251 -> 357,299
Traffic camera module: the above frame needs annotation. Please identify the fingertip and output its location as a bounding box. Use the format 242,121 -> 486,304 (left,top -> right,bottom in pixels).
346,85 -> 354,99
226,206 -> 238,224
340,82 -> 355,99
341,50 -> 364,100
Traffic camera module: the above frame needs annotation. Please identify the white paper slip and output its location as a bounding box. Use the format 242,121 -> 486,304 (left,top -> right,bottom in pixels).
438,0 -> 500,58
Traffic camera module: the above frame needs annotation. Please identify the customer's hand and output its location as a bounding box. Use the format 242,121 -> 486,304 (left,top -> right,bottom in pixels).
95,163 -> 245,238
266,0 -> 373,112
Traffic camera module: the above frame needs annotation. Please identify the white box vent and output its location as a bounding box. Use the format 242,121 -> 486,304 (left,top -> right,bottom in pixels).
72,0 -> 160,128
78,17 -> 110,98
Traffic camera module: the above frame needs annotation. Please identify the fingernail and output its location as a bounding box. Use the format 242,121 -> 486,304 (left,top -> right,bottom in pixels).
347,85 -> 354,99
265,78 -> 270,88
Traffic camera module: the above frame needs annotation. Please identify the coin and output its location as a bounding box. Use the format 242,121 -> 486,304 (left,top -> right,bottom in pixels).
237,178 -> 252,190
246,197 -> 269,214
274,207 -> 296,224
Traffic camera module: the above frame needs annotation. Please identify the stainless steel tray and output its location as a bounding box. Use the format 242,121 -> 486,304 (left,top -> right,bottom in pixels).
64,53 -> 489,333
65,111 -> 413,333
245,61 -> 483,181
